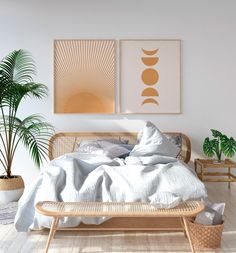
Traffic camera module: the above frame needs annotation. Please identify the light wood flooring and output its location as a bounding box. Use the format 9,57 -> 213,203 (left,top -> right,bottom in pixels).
0,182 -> 235,253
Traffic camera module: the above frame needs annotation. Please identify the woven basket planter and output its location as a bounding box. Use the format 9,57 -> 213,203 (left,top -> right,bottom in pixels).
186,218 -> 224,249
0,176 -> 24,202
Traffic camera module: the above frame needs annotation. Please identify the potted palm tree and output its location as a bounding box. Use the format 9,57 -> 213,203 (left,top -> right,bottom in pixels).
0,50 -> 54,202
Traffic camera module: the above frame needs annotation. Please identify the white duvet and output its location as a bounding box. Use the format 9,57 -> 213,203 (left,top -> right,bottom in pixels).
15,122 -> 207,232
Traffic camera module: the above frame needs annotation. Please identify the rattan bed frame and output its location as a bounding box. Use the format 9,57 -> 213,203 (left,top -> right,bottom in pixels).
48,131 -> 192,231
48,132 -> 191,163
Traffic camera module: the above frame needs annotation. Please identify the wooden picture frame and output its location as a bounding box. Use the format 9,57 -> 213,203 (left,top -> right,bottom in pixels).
54,39 -> 116,114
119,39 -> 181,114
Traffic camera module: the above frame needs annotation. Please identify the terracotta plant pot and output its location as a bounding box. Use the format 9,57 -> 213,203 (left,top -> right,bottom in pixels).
0,176 -> 24,202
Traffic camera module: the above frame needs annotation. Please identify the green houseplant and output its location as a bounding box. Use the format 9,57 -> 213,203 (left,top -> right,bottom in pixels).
0,50 -> 54,201
203,129 -> 236,162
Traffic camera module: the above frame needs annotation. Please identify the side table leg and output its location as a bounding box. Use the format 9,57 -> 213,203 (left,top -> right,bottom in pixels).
194,160 -> 197,173
45,216 -> 59,253
228,167 -> 231,189
201,165 -> 204,181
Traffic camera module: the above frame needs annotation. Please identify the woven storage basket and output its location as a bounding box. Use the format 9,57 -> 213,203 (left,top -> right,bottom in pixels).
186,218 -> 224,249
0,176 -> 24,190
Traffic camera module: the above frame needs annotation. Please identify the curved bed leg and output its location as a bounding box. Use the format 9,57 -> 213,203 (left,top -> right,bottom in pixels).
183,217 -> 195,253
45,216 -> 59,253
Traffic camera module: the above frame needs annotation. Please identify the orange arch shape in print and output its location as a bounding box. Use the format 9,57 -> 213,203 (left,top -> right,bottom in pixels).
141,87 -> 159,97
141,68 -> 159,85
142,48 -> 159,56
63,92 -> 112,113
142,98 -> 159,106
141,57 -> 159,66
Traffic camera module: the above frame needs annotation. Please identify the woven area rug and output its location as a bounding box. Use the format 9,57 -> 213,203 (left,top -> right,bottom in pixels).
0,202 -> 18,225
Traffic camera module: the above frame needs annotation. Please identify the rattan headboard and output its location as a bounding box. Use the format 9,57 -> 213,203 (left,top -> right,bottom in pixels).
48,132 -> 191,163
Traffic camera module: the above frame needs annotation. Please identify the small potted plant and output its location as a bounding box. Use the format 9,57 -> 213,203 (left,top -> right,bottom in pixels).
0,50 -> 54,202
203,129 -> 236,163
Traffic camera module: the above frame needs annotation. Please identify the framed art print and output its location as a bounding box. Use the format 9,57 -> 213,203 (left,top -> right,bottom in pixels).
120,40 -> 180,114
54,40 -> 115,113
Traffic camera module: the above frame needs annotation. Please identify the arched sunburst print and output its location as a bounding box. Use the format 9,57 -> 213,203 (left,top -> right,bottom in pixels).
54,40 -> 115,113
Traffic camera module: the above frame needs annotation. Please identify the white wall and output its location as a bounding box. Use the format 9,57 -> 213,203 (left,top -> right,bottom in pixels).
1,0 -> 236,184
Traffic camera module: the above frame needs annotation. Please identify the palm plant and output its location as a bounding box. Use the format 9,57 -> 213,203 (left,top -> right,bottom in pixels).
0,50 -> 54,178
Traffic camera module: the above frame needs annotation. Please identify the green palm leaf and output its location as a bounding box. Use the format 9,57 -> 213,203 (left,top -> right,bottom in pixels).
0,72 -> 11,104
14,115 -> 54,168
4,82 -> 48,111
1,50 -> 47,112
0,50 -> 35,83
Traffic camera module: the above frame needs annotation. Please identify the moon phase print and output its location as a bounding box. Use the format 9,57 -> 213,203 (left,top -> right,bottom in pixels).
120,40 -> 180,114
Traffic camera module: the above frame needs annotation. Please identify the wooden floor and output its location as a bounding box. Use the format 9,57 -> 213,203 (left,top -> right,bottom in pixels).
0,182 -> 235,253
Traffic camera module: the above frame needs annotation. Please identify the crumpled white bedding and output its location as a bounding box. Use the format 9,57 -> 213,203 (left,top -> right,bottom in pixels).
14,122 -> 207,232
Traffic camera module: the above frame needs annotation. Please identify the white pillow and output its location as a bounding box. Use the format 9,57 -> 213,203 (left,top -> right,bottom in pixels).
77,140 -> 130,158
149,192 -> 182,209
76,142 -> 105,155
78,138 -> 128,148
130,121 -> 180,158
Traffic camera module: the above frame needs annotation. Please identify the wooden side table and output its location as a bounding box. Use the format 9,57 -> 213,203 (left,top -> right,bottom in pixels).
194,159 -> 236,188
